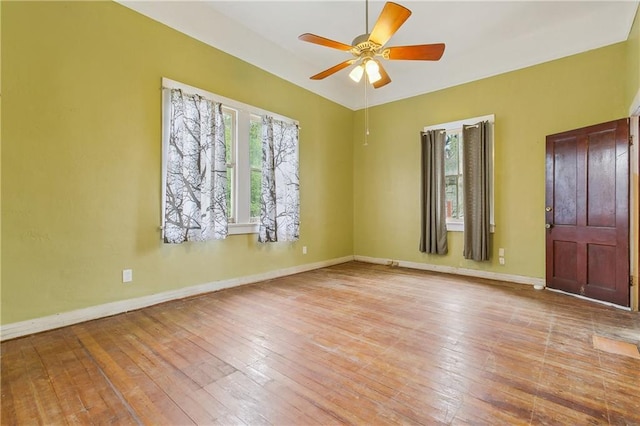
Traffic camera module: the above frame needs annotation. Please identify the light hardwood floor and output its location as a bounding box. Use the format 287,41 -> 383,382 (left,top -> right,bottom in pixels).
2,262 -> 639,425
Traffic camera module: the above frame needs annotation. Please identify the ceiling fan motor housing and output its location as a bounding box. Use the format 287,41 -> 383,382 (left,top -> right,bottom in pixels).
351,33 -> 381,57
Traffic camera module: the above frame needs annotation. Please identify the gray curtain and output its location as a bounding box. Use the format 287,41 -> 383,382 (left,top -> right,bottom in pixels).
259,116 -> 300,242
462,121 -> 490,260
164,89 -> 228,243
419,130 -> 448,254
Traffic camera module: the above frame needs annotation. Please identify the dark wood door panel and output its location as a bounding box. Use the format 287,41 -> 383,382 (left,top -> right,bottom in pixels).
553,137 -> 578,226
584,242 -> 630,306
552,240 -> 578,296
586,243 -> 617,288
587,129 -> 617,227
546,118 -> 629,306
550,226 -> 616,244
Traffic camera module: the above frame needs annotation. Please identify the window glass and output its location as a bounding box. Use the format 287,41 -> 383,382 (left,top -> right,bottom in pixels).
249,117 -> 262,221
223,109 -> 235,221
444,132 -> 463,220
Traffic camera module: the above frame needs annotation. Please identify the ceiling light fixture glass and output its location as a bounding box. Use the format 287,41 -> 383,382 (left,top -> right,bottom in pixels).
365,59 -> 381,83
349,64 -> 365,83
350,59 -> 381,84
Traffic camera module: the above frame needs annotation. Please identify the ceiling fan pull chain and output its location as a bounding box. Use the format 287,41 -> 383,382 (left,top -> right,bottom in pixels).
364,80 -> 369,146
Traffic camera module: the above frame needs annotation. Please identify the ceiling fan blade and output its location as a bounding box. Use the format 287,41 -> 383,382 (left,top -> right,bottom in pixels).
310,60 -> 354,80
368,2 -> 411,47
373,61 -> 391,89
298,33 -> 353,51
385,43 -> 446,61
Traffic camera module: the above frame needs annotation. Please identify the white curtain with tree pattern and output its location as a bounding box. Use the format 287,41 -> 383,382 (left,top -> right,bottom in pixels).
259,116 -> 300,242
164,89 -> 228,243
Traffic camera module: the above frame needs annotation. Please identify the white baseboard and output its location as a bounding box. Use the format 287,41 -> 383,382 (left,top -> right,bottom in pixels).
0,255 -> 354,341
354,255 -> 545,288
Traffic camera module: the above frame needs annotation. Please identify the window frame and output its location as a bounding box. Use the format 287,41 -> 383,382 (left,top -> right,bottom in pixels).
161,78 -> 298,236
424,114 -> 495,233
223,107 -> 237,223
248,115 -> 263,223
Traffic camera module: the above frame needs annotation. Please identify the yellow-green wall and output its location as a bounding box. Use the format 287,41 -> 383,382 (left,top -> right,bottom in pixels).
353,43 -> 629,280
628,6 -> 640,105
2,2 -> 639,326
1,1 -> 354,324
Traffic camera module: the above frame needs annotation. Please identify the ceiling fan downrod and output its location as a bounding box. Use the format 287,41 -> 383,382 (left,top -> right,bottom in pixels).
365,0 -> 369,34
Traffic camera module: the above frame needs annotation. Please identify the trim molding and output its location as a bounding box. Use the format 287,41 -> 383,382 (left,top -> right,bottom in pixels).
354,255 -> 545,287
0,256 -> 354,341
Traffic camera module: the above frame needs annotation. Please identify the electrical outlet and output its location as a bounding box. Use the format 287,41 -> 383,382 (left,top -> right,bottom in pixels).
302,246 -> 307,255
122,269 -> 133,283
499,257 -> 505,265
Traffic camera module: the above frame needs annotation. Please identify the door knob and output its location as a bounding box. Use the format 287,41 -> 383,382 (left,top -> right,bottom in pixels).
545,206 -> 553,212
545,223 -> 553,229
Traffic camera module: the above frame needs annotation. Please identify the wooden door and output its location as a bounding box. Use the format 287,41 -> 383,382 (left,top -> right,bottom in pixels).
545,118 -> 630,306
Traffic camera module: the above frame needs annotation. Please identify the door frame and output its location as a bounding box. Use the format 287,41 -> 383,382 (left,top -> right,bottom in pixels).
629,91 -> 640,311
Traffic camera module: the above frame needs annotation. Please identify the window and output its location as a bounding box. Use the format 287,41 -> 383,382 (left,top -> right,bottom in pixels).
424,114 -> 495,232
444,131 -> 463,225
162,78 -> 297,235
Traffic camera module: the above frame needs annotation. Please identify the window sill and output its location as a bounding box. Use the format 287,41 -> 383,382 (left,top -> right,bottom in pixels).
229,223 -> 259,235
446,221 -> 464,232
446,222 -> 496,233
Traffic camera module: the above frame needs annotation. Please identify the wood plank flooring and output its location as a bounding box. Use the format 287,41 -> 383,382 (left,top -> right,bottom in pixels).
2,261 -> 639,425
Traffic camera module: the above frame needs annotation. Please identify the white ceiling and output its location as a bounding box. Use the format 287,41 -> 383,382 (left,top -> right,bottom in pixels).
120,1 -> 639,110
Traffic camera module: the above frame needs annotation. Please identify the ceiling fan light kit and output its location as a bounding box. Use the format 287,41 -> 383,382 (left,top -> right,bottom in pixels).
349,59 -> 382,84
299,1 -> 446,89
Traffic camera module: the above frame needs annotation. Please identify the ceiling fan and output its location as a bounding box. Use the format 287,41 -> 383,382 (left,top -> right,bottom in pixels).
298,1 -> 445,89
